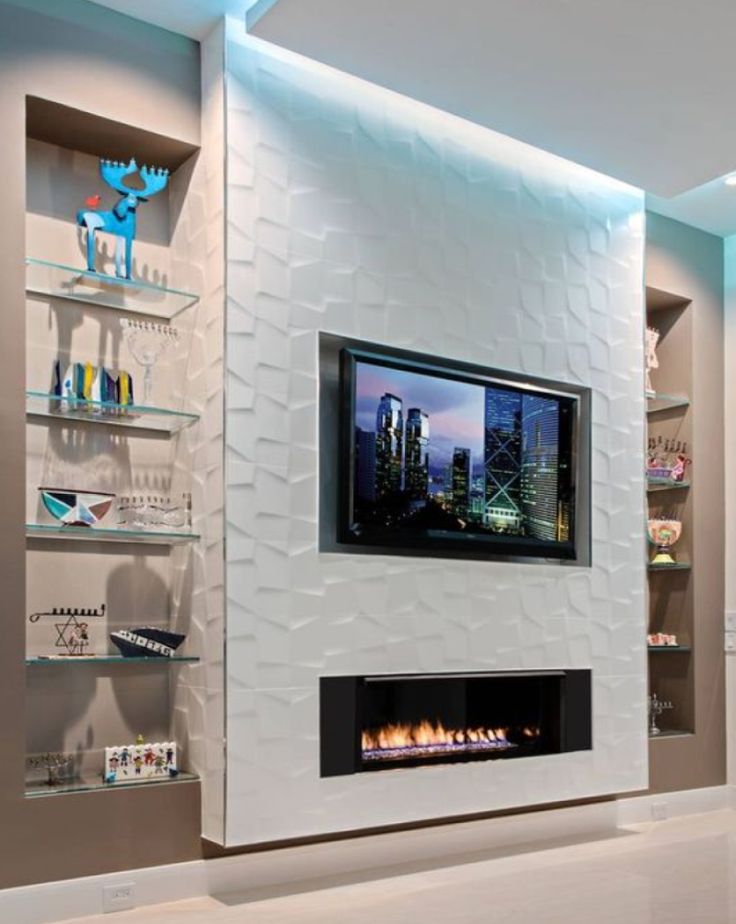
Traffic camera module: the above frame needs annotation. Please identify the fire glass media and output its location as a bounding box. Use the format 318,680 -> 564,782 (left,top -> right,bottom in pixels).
338,345 -> 586,561
320,670 -> 592,777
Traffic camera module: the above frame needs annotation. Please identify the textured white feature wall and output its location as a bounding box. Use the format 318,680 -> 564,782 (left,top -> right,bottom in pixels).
224,26 -> 647,846
170,21 -> 227,844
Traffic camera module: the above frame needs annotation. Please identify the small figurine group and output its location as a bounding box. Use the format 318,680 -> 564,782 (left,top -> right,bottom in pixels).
647,632 -> 679,648
647,437 -> 691,483
104,737 -> 178,784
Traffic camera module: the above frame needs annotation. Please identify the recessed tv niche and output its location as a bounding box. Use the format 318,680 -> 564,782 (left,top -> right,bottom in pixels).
338,345 -> 587,562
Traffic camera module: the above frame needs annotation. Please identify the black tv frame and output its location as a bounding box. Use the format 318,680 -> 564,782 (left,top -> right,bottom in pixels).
337,343 -> 589,564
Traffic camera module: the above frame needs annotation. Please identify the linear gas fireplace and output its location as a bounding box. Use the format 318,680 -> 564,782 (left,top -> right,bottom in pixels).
320,669 -> 592,776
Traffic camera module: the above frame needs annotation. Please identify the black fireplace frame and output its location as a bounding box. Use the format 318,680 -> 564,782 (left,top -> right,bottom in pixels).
320,669 -> 592,777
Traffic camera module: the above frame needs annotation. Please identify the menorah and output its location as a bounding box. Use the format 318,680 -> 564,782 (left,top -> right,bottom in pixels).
77,158 -> 169,279
120,319 -> 180,405
26,752 -> 73,787
29,604 -> 106,657
648,693 -> 673,736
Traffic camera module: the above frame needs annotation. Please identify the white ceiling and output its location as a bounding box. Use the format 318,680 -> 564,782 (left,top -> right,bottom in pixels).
86,0 -> 736,237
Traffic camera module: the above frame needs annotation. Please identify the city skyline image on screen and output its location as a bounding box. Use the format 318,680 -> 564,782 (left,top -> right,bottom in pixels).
341,349 -> 578,560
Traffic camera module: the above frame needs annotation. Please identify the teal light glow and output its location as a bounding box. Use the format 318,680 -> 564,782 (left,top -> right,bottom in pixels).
226,20 -> 643,207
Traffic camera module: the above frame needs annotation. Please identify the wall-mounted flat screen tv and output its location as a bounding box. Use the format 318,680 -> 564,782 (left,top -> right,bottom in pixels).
339,346 -> 584,562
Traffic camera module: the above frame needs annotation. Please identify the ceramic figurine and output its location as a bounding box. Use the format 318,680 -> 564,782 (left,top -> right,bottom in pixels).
77,158 -> 169,280
647,632 -> 679,647
645,326 -> 659,397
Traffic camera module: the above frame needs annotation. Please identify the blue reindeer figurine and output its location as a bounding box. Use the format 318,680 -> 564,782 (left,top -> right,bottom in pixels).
77,158 -> 169,280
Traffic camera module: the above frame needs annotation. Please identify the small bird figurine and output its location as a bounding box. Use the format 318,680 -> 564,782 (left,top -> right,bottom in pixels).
84,194 -> 102,208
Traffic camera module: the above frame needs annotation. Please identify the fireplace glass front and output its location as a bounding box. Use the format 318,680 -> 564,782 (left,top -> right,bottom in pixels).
320,670 -> 591,777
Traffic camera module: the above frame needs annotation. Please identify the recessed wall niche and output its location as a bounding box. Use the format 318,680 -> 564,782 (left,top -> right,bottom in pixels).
24,97 -> 203,794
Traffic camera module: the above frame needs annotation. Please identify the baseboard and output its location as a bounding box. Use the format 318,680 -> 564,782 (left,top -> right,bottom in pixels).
0,861 -> 207,924
1,787 -> 729,924
616,784 -> 731,825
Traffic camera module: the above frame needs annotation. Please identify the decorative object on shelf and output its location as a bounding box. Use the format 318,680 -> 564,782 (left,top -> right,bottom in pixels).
110,627 -> 186,659
648,693 -> 673,736
26,752 -> 74,787
76,158 -> 170,280
29,603 -> 106,657
647,517 -> 683,565
39,487 -> 115,527
645,326 -> 660,397
53,359 -> 134,410
120,318 -> 180,405
647,632 -> 679,648
117,493 -> 192,530
646,436 -> 691,483
104,735 -> 178,784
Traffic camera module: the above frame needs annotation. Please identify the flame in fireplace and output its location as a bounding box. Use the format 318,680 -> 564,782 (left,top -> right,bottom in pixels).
361,720 -> 540,762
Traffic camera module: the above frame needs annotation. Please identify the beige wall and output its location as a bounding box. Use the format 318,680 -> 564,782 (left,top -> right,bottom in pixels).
0,0 -> 209,889
724,234 -> 736,787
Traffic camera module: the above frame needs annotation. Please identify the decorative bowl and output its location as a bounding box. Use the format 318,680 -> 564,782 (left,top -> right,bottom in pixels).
110,627 -> 186,658
39,487 -> 115,527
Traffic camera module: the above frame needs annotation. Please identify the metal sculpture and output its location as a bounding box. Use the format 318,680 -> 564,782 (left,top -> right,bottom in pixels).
77,158 -> 169,280
27,752 -> 74,787
29,604 -> 106,657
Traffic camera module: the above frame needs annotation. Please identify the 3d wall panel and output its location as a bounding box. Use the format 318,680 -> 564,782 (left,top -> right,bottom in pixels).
224,26 -> 647,846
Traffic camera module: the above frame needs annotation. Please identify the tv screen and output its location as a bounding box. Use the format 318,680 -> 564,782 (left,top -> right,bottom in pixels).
339,347 -> 581,561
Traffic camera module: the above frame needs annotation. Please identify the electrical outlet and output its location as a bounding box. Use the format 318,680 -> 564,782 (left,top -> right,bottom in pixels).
725,632 -> 736,652
102,882 -> 136,913
651,801 -> 668,822
726,612 -> 736,632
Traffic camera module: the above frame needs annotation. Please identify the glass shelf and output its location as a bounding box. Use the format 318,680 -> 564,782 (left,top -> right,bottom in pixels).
26,257 -> 199,320
646,393 -> 690,414
26,524 -> 199,546
648,560 -> 691,572
648,646 -> 692,653
649,729 -> 694,740
647,479 -> 691,493
25,770 -> 199,799
26,655 -> 199,665
26,391 -> 198,434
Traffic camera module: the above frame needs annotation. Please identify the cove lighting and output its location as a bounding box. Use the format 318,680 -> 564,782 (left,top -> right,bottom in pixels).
227,23 -> 641,201
725,174 -> 736,186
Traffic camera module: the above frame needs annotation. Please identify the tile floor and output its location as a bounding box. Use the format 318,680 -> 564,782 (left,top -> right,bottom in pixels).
62,809 -> 736,924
